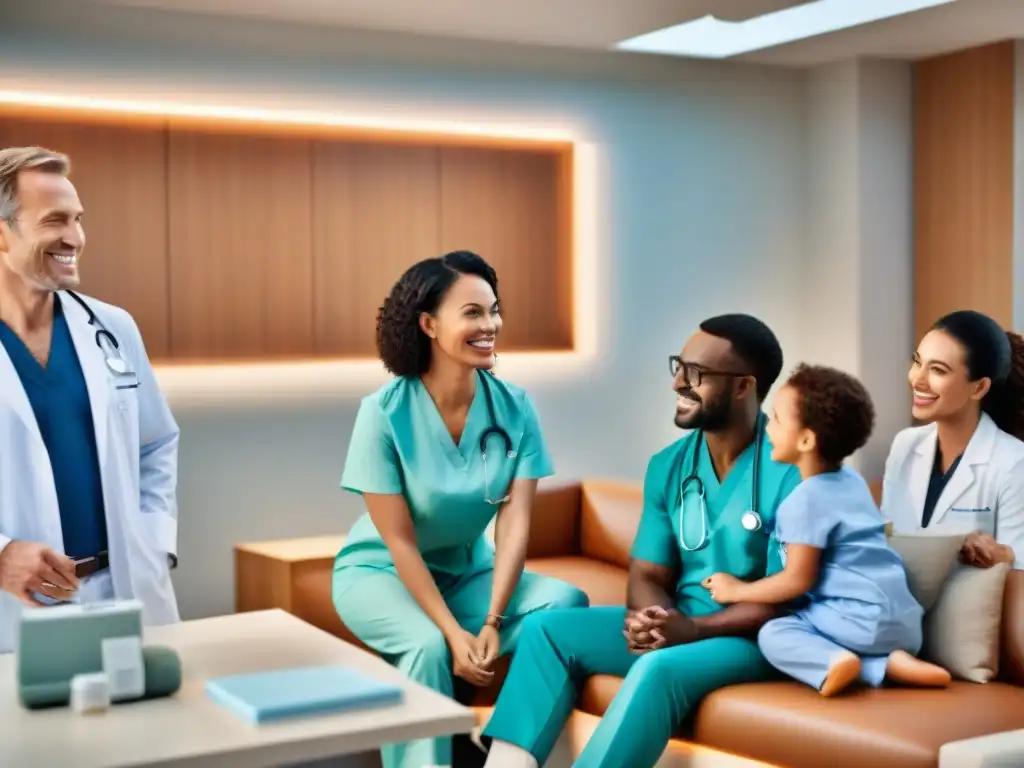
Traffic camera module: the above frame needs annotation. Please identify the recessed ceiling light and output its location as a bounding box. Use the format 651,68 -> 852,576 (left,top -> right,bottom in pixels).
616,0 -> 958,59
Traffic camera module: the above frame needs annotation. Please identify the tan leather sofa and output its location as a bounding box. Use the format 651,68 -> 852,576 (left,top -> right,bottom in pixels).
275,479 -> 1024,768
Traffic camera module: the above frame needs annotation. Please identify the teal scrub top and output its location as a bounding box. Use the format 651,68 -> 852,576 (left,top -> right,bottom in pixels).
630,416 -> 802,617
336,373 -> 554,576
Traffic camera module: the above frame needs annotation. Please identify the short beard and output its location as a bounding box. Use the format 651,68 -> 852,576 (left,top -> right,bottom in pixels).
675,395 -> 732,431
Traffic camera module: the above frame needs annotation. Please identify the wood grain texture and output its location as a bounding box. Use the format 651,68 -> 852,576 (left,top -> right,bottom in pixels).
0,115 -> 171,357
166,129 -> 314,359
913,41 -> 1015,342
439,146 -> 572,350
312,142 -> 440,357
1,107 -> 575,362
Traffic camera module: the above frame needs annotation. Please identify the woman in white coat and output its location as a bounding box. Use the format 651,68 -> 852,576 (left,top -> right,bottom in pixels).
882,309 -> 1024,570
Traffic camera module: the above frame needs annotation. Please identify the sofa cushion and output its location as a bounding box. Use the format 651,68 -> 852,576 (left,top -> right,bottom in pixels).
578,674 -> 625,716
695,680 -> 1024,768
526,556 -> 628,606
924,562 -> 1010,683
526,480 -> 583,558
579,481 -> 643,569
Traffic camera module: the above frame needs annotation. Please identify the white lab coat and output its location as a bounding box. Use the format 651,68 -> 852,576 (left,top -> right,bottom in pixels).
881,412 -> 1024,570
0,291 -> 180,652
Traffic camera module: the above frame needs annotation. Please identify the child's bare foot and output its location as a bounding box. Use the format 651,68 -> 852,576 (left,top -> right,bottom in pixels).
885,650 -> 951,687
820,651 -> 861,697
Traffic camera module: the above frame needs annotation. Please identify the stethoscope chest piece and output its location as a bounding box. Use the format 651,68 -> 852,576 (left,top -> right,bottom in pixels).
741,510 -> 762,532
106,357 -> 128,375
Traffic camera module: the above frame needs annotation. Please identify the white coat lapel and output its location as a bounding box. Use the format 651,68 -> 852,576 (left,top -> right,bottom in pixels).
909,425 -> 936,527
0,341 -> 42,445
58,292 -> 109,462
930,414 -> 996,527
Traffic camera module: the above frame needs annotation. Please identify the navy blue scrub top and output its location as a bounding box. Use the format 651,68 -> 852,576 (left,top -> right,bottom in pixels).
921,450 -> 963,528
0,300 -> 108,558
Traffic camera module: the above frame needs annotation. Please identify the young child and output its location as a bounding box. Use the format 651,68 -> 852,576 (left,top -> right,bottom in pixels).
702,363 -> 951,697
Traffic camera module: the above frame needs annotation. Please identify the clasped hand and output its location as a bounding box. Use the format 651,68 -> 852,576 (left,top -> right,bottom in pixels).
622,606 -> 699,654
447,624 -> 500,686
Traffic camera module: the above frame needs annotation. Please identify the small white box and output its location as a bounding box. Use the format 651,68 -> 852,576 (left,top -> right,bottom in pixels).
70,673 -> 111,715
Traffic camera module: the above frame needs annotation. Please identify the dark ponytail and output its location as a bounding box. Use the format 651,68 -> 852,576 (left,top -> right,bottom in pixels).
933,310 -> 1024,439
984,331 -> 1024,440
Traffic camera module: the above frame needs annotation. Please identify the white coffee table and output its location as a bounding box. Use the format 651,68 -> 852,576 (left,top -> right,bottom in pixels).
0,608 -> 475,767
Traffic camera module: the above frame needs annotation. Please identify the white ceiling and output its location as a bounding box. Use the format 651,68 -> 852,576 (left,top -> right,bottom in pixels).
85,0 -> 1021,67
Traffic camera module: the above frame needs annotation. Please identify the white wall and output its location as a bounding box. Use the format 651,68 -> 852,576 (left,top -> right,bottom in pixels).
802,59 -> 915,476
1,0 -> 912,620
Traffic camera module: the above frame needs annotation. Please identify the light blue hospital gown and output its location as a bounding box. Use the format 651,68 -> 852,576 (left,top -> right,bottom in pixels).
757,465 -> 924,689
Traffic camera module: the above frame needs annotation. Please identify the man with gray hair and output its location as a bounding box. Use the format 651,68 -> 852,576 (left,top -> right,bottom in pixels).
0,146 -> 181,652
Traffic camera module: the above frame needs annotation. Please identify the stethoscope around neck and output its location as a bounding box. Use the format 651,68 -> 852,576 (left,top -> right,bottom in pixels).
476,369 -> 518,505
64,290 -> 133,380
677,417 -> 765,551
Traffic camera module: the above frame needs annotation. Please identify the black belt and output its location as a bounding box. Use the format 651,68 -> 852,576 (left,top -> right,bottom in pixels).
74,551 -> 110,578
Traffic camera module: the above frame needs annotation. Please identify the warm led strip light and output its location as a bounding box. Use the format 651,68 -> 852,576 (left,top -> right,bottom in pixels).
0,90 -> 577,143
0,90 -> 601,405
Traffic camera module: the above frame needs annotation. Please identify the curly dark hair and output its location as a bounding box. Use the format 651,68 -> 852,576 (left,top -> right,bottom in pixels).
699,313 -> 784,401
375,250 -> 498,378
785,363 -> 876,466
932,310 -> 1024,441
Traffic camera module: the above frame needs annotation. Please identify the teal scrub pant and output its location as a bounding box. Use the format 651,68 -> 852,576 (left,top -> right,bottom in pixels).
481,606 -> 775,768
333,566 -> 589,768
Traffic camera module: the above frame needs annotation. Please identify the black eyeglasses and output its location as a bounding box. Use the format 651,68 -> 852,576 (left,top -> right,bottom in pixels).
668,356 -> 753,387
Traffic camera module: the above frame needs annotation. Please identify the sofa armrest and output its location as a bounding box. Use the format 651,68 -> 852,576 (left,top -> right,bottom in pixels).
1002,570 -> 1024,685
526,479 -> 582,559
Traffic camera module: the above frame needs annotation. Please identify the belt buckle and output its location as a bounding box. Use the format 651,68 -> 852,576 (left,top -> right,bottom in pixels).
74,551 -> 109,579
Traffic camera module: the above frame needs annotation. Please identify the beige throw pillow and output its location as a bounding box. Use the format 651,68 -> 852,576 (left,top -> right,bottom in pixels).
886,531 -> 966,611
922,563 -> 1011,683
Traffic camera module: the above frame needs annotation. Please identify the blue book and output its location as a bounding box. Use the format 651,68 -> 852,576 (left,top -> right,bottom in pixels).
205,665 -> 404,724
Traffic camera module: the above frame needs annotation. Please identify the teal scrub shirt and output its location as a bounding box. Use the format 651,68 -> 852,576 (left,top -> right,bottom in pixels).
631,417 -> 802,615
335,372 -> 553,579
481,417 -> 804,768
334,373 -> 589,768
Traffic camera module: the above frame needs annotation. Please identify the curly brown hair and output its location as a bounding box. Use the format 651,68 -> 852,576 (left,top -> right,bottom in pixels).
785,363 -> 876,465
375,251 -> 498,378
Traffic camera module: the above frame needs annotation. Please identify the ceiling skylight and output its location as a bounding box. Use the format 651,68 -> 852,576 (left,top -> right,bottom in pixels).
616,0 -> 958,59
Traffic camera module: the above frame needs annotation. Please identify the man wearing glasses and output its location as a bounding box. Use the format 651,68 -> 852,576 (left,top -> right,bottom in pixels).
479,314 -> 802,768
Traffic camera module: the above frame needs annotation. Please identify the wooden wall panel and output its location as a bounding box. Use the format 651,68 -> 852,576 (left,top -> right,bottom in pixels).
0,105 -> 575,363
312,143 -> 440,357
167,130 -> 314,359
439,147 -> 572,350
913,41 -> 1015,342
0,116 -> 171,357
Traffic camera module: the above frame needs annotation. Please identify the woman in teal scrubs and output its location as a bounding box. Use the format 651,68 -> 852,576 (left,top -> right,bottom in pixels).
333,250 -> 589,768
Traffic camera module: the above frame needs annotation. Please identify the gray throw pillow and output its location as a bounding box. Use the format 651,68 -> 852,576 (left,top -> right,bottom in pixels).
887,532 -> 966,611
922,563 -> 1011,683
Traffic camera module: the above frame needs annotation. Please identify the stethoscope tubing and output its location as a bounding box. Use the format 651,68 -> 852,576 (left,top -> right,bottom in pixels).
677,418 -> 764,551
